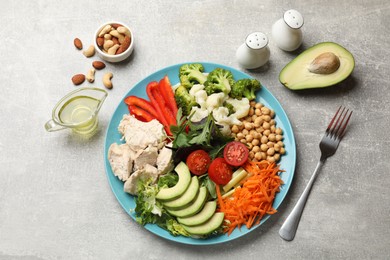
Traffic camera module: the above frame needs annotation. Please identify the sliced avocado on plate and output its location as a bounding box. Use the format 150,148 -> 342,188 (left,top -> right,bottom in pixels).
177,201 -> 217,226
279,42 -> 355,90
166,186 -> 208,218
182,212 -> 225,236
156,162 -> 191,201
162,176 -> 200,209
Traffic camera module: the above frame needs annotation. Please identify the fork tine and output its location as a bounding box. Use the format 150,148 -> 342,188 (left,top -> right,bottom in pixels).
338,109 -> 353,138
327,106 -> 352,139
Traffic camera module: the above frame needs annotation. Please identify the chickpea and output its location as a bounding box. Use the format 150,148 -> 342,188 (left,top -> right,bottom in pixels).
255,103 -> 262,109
242,129 -> 249,135
263,129 -> 271,136
261,135 -> 268,144
249,151 -> 255,159
248,107 -> 255,116
275,128 -> 283,135
252,145 -> 260,153
274,143 -> 280,152
280,147 -> 286,154
252,115 -> 257,121
270,109 -> 275,118
250,101 -> 256,107
267,147 -> 275,156
254,132 -> 261,139
261,107 -> 270,115
267,141 -> 274,148
277,141 -> 284,147
268,133 -> 276,142
270,125 -> 276,133
264,115 -> 271,122
256,127 -> 264,133
260,143 -> 268,152
231,125 -> 239,133
236,133 -> 244,139
274,153 -> 281,162
245,122 -> 253,131
276,134 -> 283,141
255,152 -> 262,160
267,156 -> 276,163
261,152 -> 267,160
246,135 -> 254,142
247,143 -> 253,150
270,119 -> 276,126
263,121 -> 270,130
240,138 -> 247,144
255,108 -> 262,116
251,138 -> 260,146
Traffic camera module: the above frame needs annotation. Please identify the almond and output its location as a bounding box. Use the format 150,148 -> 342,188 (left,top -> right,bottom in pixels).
111,23 -> 123,29
74,38 -> 83,50
92,61 -> 106,70
116,35 -> 131,55
96,37 -> 104,47
71,74 -> 85,85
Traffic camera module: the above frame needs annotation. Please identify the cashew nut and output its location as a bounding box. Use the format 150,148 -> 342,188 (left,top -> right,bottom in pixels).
107,44 -> 120,55
117,26 -> 131,37
83,45 -> 95,57
110,30 -> 125,44
103,72 -> 113,89
98,24 -> 112,37
86,68 -> 95,83
103,33 -> 112,40
103,40 -> 114,51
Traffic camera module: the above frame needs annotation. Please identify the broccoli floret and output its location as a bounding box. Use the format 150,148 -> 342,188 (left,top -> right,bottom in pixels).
179,63 -> 207,89
204,68 -> 235,95
230,78 -> 261,101
174,85 -> 198,116
223,102 -> 235,116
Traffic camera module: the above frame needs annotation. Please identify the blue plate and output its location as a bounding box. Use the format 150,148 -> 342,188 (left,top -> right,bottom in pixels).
104,62 -> 296,245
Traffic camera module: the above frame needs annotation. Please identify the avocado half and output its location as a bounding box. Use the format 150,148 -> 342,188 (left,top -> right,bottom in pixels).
279,42 -> 355,90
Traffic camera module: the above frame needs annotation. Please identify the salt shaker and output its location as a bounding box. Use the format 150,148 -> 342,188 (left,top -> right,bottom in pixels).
236,32 -> 270,69
272,9 -> 304,52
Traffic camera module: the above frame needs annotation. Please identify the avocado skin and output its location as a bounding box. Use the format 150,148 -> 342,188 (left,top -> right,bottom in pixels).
279,42 -> 355,90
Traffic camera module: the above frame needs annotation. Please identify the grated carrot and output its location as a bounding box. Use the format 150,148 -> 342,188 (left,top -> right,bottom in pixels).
216,160 -> 284,235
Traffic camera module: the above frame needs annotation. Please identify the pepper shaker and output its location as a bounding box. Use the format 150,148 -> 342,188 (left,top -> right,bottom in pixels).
236,32 -> 270,69
272,9 -> 304,52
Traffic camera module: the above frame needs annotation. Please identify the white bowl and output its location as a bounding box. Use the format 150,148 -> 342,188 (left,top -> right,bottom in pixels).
94,21 -> 134,63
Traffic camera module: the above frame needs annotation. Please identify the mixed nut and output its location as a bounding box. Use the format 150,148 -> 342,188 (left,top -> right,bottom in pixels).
71,37 -> 113,89
96,23 -> 131,55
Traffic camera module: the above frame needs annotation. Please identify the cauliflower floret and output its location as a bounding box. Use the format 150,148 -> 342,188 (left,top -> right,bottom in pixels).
194,89 -> 208,109
190,107 -> 209,122
212,107 -> 230,124
205,93 -> 227,112
189,84 -> 205,96
225,98 -> 250,119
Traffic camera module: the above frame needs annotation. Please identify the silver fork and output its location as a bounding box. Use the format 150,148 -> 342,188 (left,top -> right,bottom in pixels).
279,106 -> 353,241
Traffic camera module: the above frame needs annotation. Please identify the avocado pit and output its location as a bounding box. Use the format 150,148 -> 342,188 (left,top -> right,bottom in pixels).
308,52 -> 340,75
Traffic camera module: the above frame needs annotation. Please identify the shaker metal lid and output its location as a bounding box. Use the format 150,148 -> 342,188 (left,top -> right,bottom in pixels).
283,9 -> 304,29
245,32 -> 268,50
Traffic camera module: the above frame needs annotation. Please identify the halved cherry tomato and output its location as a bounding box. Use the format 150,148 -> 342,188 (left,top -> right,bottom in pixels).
186,150 -> 211,176
223,141 -> 249,167
208,158 -> 233,185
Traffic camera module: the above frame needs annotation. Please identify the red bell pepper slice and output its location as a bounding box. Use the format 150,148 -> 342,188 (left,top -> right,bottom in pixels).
128,105 -> 156,122
124,96 -> 159,120
146,81 -> 172,135
158,75 -> 178,118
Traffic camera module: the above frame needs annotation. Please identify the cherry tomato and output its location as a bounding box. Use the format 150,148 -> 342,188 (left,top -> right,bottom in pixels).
223,141 -> 249,167
208,158 -> 233,185
186,150 -> 211,176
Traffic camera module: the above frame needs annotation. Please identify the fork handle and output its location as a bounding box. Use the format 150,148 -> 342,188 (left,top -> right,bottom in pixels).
279,160 -> 324,241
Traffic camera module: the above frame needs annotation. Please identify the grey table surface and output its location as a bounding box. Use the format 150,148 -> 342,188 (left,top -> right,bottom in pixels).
1,0 -> 389,259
